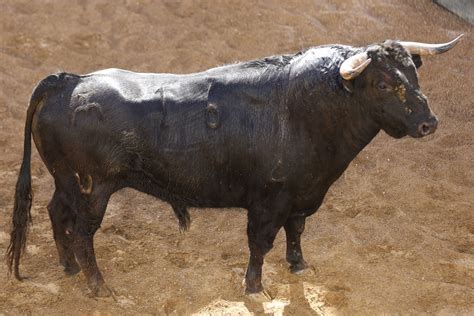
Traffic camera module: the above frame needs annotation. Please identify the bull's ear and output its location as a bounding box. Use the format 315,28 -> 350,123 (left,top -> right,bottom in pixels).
411,54 -> 423,69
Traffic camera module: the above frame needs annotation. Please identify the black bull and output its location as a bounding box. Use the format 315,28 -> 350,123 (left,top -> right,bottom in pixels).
7,37 -> 461,296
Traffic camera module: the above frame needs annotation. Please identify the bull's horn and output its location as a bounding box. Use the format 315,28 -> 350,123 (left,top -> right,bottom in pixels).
399,34 -> 464,56
340,52 -> 372,80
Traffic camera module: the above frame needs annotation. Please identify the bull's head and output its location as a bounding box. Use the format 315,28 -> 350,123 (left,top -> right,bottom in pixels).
339,35 -> 463,138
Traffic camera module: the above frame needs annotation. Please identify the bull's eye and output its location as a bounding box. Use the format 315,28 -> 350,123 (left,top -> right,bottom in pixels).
405,106 -> 413,115
377,81 -> 389,91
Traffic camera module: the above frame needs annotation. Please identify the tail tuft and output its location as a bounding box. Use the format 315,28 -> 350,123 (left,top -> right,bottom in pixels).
178,211 -> 191,233
171,203 -> 191,233
6,162 -> 33,280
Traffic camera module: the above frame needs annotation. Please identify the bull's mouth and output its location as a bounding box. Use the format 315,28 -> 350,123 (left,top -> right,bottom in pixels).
383,124 -> 407,139
408,128 -> 436,138
408,130 -> 426,138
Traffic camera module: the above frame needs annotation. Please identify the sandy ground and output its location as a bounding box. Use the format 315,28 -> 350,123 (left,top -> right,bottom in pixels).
0,0 -> 473,314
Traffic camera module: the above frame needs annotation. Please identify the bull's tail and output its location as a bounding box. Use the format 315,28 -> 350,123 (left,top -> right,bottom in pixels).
6,73 -> 69,280
171,203 -> 191,233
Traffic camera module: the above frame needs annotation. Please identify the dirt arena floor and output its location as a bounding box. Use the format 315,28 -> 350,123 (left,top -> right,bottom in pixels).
0,0 -> 472,314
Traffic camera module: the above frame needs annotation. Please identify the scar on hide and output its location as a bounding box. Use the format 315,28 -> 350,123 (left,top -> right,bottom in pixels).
154,87 -> 167,127
206,103 -> 220,129
75,172 -> 93,195
395,84 -> 406,103
271,159 -> 287,183
70,100 -> 104,126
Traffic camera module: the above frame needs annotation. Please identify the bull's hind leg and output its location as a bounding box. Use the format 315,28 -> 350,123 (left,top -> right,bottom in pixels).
284,216 -> 308,273
69,180 -> 115,297
47,190 -> 80,275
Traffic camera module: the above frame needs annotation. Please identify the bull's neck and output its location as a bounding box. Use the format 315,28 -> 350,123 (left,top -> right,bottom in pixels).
333,96 -> 380,157
290,85 -> 380,164
285,47 -> 381,160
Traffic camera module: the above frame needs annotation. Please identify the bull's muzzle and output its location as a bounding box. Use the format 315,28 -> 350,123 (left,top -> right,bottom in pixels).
418,116 -> 438,136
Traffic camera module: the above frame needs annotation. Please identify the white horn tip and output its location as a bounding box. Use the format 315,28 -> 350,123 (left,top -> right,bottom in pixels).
450,33 -> 464,44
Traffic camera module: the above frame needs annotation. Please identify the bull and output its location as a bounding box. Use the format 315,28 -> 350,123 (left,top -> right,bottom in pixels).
7,35 -> 462,297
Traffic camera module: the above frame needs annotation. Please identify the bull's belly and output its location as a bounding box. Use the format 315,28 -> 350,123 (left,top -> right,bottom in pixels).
125,164 -> 249,208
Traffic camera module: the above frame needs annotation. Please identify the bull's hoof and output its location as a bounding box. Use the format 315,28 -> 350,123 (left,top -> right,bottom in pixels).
289,260 -> 309,274
14,274 -> 29,281
88,283 -> 116,300
244,279 -> 272,302
246,289 -> 272,302
60,257 -> 81,276
243,278 -> 264,294
64,264 -> 81,276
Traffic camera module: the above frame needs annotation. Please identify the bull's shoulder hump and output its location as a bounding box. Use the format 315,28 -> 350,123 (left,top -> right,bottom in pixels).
291,45 -> 349,67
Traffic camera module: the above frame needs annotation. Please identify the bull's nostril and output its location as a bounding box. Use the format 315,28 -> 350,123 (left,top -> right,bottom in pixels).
419,123 -> 431,135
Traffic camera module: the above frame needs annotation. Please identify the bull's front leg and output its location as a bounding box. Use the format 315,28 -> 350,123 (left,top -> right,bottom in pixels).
284,215 -> 308,273
245,206 -> 287,294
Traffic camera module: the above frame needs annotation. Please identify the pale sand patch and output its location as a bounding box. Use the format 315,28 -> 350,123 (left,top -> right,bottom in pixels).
303,282 -> 337,316
192,298 -> 252,316
0,231 -> 8,243
31,282 -> 59,295
26,244 -> 40,255
453,258 -> 474,270
262,299 -> 289,316
263,283 -> 290,315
